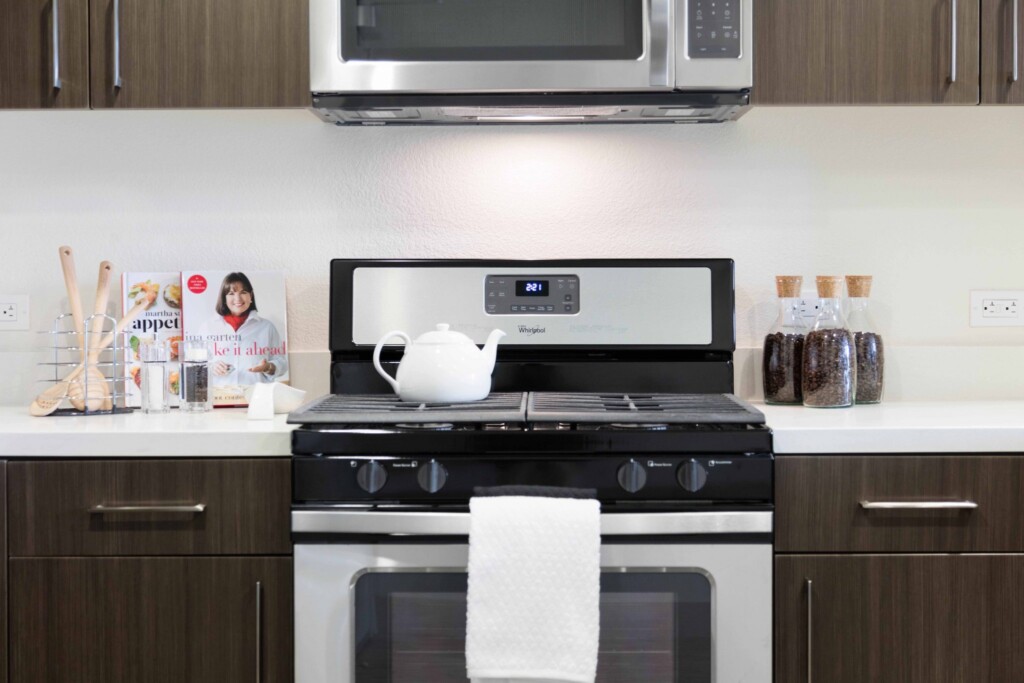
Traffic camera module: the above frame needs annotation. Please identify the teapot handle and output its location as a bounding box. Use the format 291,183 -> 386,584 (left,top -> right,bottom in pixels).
373,330 -> 411,395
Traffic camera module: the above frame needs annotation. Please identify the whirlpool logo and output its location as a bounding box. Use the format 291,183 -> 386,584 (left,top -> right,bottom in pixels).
518,325 -> 546,336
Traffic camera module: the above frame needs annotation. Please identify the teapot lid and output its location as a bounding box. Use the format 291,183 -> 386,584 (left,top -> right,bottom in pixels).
413,323 -> 475,345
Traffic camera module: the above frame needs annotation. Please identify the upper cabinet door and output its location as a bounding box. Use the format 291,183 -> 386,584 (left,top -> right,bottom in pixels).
89,0 -> 308,107
754,0 -> 980,104
0,0 -> 89,108
982,0 -> 1024,101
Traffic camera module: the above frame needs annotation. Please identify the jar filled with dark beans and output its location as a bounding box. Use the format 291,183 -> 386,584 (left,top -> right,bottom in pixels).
802,276 -> 856,408
763,276 -> 808,404
846,275 -> 884,403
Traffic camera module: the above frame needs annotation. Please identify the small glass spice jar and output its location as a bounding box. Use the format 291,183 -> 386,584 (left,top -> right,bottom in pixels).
139,337 -> 171,414
802,276 -> 856,408
763,275 -> 808,404
846,275 -> 884,404
180,340 -> 212,413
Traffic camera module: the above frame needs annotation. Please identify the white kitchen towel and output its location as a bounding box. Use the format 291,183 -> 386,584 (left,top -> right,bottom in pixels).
465,495 -> 601,683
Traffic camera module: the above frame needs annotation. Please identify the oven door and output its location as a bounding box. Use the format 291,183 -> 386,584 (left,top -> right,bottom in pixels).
310,0 -> 673,93
294,510 -> 771,683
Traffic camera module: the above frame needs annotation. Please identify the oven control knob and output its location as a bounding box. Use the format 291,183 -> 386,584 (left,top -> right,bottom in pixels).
677,459 -> 708,493
617,459 -> 647,493
417,460 -> 448,493
356,461 -> 388,494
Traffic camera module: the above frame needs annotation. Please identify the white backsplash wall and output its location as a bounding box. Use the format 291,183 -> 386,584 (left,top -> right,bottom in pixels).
2,106 -> 1024,405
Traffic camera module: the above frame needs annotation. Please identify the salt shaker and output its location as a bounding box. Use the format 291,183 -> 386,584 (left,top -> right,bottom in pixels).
802,276 -> 856,408
180,340 -> 212,413
846,275 -> 884,404
140,338 -> 170,414
763,275 -> 808,404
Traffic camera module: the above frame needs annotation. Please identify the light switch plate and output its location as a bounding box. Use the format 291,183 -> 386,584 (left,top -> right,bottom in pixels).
0,294 -> 30,331
970,290 -> 1024,327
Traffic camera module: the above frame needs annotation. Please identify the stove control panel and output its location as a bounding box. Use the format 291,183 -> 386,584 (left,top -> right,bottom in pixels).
485,274 -> 579,316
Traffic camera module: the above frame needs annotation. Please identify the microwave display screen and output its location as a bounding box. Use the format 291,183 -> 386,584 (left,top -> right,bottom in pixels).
516,281 -> 549,297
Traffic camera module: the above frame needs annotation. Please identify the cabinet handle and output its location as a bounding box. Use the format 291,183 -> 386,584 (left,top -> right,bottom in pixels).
860,500 -> 978,510
255,580 -> 263,683
1007,0 -> 1015,82
113,0 -> 123,89
950,0 -> 958,83
805,578 -> 813,683
52,0 -> 61,89
89,503 -> 207,513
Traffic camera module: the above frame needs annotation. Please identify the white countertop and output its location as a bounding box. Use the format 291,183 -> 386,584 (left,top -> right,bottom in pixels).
759,401 -> 1024,454
2,402 -> 1024,457
0,407 -> 294,457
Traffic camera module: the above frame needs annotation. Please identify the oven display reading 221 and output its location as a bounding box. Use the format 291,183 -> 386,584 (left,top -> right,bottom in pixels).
516,280 -> 548,297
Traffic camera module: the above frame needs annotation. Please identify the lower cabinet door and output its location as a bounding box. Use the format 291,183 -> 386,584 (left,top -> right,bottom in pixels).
776,555 -> 1024,683
9,557 -> 292,683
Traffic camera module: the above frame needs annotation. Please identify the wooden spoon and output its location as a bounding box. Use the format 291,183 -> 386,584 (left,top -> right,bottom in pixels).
31,296 -> 149,416
70,262 -> 114,411
57,247 -> 106,412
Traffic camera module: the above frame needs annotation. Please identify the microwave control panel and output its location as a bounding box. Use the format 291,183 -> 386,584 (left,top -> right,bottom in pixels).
485,274 -> 579,315
689,0 -> 741,59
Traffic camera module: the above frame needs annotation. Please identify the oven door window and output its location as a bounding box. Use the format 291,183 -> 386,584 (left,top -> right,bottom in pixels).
341,0 -> 644,62
353,570 -> 711,682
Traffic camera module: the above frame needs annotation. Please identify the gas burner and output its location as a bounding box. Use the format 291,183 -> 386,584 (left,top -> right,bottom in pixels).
530,422 -> 574,431
482,423 -> 522,431
393,422 -> 455,431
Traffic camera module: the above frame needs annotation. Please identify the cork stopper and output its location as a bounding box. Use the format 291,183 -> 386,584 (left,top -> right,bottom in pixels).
775,276 -> 803,298
846,275 -> 873,298
815,275 -> 843,298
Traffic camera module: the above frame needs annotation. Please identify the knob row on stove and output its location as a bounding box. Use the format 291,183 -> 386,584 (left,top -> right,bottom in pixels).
356,460 -> 449,494
616,459 -> 708,493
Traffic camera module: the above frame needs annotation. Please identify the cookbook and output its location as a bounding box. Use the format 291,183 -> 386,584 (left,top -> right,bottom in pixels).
120,273 -> 183,407
181,270 -> 289,407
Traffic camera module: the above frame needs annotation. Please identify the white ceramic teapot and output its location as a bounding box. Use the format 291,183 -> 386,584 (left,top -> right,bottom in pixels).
373,324 -> 507,403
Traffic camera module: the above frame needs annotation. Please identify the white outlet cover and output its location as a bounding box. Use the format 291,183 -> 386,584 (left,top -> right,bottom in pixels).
0,294 -> 30,331
970,290 -> 1024,327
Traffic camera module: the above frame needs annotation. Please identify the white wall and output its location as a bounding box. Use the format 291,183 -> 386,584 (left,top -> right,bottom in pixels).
2,106 -> 1024,405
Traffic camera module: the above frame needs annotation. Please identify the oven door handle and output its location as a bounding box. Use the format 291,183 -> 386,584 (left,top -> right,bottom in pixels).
292,509 -> 772,536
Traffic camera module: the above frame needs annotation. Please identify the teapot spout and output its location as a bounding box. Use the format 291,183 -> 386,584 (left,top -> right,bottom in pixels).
480,329 -> 507,373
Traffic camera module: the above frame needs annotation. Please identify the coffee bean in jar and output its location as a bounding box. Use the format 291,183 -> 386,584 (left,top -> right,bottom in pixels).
802,276 -> 856,408
763,275 -> 807,404
846,275 -> 884,404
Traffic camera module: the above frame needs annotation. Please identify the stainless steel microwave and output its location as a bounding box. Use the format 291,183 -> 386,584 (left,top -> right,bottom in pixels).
309,0 -> 753,125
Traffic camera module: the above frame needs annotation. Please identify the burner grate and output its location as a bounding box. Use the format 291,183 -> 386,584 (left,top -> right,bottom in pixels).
527,393 -> 765,424
287,393 -> 528,424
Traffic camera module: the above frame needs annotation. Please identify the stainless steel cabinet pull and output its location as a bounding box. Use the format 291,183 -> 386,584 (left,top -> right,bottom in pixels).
805,578 -> 813,683
113,0 -> 123,89
89,503 -> 207,514
1014,0 -> 1020,82
860,500 -> 978,510
255,580 -> 263,683
950,0 -> 958,83
52,0 -> 61,89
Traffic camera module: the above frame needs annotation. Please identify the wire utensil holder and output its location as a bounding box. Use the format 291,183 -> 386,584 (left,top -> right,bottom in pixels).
38,311 -> 134,416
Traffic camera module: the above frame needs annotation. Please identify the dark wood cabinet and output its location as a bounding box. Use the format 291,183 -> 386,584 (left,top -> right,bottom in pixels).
9,557 -> 292,683
0,0 -> 90,108
982,0 -> 1024,102
755,0 -> 981,104
0,462 -> 6,683
89,0 -> 308,107
776,554 -> 1024,683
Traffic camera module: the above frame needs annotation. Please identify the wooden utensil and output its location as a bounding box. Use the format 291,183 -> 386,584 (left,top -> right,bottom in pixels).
56,247 -> 106,412
89,261 -> 114,410
31,296 -> 149,416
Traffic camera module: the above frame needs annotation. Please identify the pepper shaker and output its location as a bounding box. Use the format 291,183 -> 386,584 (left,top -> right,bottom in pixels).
180,340 -> 212,413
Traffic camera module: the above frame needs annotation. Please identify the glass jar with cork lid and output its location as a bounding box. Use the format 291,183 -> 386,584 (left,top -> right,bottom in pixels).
802,275 -> 856,408
763,275 -> 808,404
846,275 -> 884,404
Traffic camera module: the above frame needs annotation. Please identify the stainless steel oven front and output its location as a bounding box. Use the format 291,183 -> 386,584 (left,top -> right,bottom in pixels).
310,0 -> 753,94
293,509 -> 772,683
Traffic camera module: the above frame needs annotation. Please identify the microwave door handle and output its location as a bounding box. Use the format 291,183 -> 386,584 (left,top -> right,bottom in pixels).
292,510 -> 772,536
649,0 -> 673,87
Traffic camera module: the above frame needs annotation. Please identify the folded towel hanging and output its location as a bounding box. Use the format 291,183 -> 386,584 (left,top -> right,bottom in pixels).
465,488 -> 601,683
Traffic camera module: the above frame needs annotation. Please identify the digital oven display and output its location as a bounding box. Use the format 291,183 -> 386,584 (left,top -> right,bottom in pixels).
515,280 -> 549,297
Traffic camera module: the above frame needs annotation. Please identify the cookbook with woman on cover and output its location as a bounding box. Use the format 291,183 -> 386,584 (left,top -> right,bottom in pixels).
181,270 -> 289,407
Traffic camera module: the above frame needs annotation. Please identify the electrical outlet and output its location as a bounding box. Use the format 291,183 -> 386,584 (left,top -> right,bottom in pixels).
0,294 -> 30,331
970,290 -> 1024,327
797,295 -> 820,323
